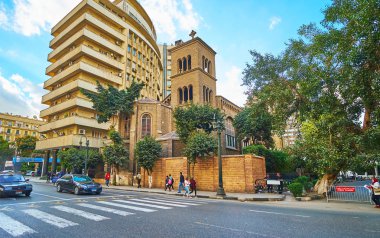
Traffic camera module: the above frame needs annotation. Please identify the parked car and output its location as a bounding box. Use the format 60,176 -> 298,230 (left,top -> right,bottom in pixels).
25,170 -> 35,176
1,170 -> 15,174
56,174 -> 102,195
0,173 -> 32,197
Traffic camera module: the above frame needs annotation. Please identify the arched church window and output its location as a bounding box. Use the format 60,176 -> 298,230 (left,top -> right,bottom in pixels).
141,114 -> 151,137
187,55 -> 191,70
203,86 -> 206,102
183,57 -> 187,71
209,90 -> 213,104
205,88 -> 209,102
202,56 -> 205,70
178,59 -> 182,73
208,61 -> 212,74
178,88 -> 183,104
189,85 -> 193,101
184,86 -> 188,102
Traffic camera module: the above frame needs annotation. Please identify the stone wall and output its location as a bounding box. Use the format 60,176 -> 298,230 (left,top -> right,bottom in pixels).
140,154 -> 266,193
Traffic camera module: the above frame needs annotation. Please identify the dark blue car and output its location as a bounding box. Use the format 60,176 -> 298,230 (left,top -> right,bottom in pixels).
56,174 -> 102,195
0,173 -> 33,197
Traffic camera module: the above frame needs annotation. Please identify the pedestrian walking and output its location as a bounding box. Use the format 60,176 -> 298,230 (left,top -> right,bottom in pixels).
177,172 -> 184,193
105,171 -> 110,187
46,171 -> 51,183
169,174 -> 174,191
165,175 -> 169,191
371,182 -> 380,208
136,172 -> 142,188
190,177 -> 197,197
184,177 -> 191,198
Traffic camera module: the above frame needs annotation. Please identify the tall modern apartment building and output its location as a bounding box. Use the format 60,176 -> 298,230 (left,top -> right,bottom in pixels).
36,0 -> 163,152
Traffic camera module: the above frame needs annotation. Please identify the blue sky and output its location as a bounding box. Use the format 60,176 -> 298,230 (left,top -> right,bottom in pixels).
0,0 -> 331,117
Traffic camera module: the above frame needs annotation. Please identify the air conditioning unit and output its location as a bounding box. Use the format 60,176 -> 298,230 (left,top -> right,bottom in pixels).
115,41 -> 121,46
78,129 -> 86,135
68,61 -> 73,66
118,72 -> 122,77
58,132 -> 64,136
66,94 -> 71,99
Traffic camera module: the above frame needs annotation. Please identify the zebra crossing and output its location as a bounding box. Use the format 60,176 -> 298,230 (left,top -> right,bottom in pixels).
0,197 -> 207,237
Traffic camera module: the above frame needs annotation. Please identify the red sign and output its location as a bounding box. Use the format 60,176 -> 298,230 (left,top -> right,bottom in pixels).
336,186 -> 356,192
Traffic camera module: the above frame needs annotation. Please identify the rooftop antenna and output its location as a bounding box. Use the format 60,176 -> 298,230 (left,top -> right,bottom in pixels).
189,30 -> 196,39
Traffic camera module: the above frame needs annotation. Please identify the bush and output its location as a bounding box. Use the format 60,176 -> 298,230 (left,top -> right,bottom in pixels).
293,176 -> 313,192
288,182 -> 303,197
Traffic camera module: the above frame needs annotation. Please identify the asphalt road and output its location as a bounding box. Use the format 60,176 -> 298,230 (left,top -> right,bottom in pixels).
0,182 -> 379,238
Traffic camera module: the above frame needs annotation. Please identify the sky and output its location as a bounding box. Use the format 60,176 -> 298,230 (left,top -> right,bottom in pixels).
0,0 -> 331,118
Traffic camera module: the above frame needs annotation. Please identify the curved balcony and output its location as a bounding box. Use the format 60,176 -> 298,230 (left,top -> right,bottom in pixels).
36,134 -> 105,150
38,116 -> 111,133
40,97 -> 93,118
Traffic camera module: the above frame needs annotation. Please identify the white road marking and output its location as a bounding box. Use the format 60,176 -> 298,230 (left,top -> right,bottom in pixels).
77,203 -> 134,216
143,197 -> 201,206
0,212 -> 36,237
0,194 -> 130,207
133,199 -> 187,207
32,192 -> 66,200
113,200 -> 172,209
52,205 -> 110,221
23,209 -> 78,228
194,222 -> 280,238
97,201 -> 156,212
249,210 -> 311,218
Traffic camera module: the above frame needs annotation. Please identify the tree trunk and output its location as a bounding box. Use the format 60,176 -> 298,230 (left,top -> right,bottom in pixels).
191,163 -> 195,178
362,107 -> 371,131
115,165 -> 120,186
314,174 -> 337,195
148,170 -> 152,188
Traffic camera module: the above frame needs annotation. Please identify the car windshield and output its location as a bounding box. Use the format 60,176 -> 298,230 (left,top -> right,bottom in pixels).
0,174 -> 25,183
73,175 -> 92,182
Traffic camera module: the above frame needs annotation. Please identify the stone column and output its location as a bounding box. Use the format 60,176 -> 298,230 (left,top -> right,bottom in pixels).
51,149 -> 57,174
41,150 -> 50,177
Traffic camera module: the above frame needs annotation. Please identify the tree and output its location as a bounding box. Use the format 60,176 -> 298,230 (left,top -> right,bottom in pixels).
103,130 -> 129,185
242,0 -> 380,194
81,81 -> 144,125
135,136 -> 162,188
15,135 -> 37,157
173,104 -> 224,143
234,103 -> 274,148
184,131 -> 217,177
58,148 -> 102,174
0,137 -> 14,170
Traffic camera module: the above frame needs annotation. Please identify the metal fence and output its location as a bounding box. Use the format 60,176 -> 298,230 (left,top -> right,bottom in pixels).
326,185 -> 372,203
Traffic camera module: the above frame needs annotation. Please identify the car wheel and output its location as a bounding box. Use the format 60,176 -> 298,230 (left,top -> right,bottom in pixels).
96,191 -> 101,195
74,186 -> 80,195
25,191 -> 31,197
57,184 -> 62,192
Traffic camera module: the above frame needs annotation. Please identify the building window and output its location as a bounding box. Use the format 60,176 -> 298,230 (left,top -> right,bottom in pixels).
132,48 -> 137,56
6,128 -> 11,134
189,85 -> 193,101
178,88 -> 183,104
0,120 -> 2,125
225,118 -> 236,149
182,57 -> 187,71
128,45 -> 132,53
208,61 -> 212,74
187,55 -> 191,70
15,130 -> 20,135
178,59 -> 182,73
184,86 -> 188,102
7,121 -> 12,126
24,131 -> 28,135
141,114 -> 151,137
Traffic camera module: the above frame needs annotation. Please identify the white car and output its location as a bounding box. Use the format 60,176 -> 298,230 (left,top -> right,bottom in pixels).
25,171 -> 35,176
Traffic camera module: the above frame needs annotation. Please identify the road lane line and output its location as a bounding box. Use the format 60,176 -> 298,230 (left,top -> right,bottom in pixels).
142,197 -> 201,206
32,192 -> 67,200
249,210 -> 311,218
23,209 -> 78,228
52,205 -> 110,221
194,221 -> 280,238
77,203 -> 135,216
0,212 -> 36,237
97,201 -> 156,212
113,200 -> 172,209
0,194 -> 130,207
133,199 -> 187,207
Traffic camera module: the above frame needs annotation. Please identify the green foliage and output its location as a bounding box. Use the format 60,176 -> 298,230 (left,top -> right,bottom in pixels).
81,81 -> 144,124
135,136 -> 162,175
15,135 -> 37,157
184,131 -> 217,164
174,104 -> 224,143
242,0 -> 380,179
58,148 -> 102,173
21,163 -> 35,173
288,182 -> 303,197
234,103 -> 274,148
0,136 -> 14,170
293,176 -> 313,192
243,145 -> 290,173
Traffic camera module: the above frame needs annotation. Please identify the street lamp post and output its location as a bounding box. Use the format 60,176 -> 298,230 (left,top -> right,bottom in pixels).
213,114 -> 226,197
79,135 -> 89,175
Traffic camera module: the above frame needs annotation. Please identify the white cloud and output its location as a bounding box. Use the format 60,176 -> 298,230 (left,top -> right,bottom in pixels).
1,0 -> 80,36
217,66 -> 247,107
139,0 -> 202,42
0,72 -> 46,117
269,16 -> 281,30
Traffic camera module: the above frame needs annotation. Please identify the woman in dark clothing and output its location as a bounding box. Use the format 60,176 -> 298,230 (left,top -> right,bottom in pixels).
189,177 -> 197,197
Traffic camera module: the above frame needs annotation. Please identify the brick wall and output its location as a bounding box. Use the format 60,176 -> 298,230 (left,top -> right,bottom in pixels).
140,154 -> 266,193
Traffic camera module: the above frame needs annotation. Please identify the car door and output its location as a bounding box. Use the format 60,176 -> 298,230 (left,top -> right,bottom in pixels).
66,175 -> 75,192
60,175 -> 71,190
